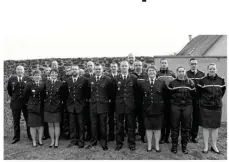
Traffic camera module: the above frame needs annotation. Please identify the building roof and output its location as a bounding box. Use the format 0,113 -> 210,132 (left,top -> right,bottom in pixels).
177,35 -> 224,56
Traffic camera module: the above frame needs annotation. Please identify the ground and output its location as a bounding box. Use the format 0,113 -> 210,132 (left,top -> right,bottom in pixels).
4,102 -> 227,160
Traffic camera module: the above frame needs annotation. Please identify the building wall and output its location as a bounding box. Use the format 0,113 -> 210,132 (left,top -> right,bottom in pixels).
205,36 -> 227,56
154,56 -> 227,122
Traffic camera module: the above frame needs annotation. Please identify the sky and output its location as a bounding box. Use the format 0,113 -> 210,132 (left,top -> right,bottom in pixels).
2,0 -> 227,60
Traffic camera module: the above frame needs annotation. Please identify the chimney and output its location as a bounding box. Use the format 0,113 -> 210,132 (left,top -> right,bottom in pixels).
189,35 -> 192,41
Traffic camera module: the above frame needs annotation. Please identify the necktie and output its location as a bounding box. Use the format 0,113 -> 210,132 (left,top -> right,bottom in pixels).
96,76 -> 100,82
36,82 -> 39,86
74,78 -> 77,83
19,77 -> 22,82
151,79 -> 154,86
52,80 -> 55,84
124,75 -> 127,82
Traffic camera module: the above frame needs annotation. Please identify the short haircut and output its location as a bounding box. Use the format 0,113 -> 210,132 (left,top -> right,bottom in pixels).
189,58 -> 197,62
33,70 -> 41,76
134,60 -> 142,65
110,61 -> 118,66
87,61 -> 94,66
50,69 -> 59,74
207,63 -> 216,69
176,66 -> 185,72
51,60 -> 58,65
120,60 -> 129,66
16,65 -> 24,70
147,65 -> 157,72
160,58 -> 167,63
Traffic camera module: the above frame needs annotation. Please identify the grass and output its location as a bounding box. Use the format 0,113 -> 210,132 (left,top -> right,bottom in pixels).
4,102 -> 227,160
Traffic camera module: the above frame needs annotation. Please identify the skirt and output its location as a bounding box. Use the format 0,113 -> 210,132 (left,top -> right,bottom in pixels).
199,107 -> 222,128
27,112 -> 43,127
44,111 -> 61,123
144,115 -> 164,130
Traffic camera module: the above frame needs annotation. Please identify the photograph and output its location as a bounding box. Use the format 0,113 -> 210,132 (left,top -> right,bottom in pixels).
2,0 -> 228,160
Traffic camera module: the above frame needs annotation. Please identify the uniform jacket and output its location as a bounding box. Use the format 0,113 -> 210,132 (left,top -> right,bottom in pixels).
89,75 -> 113,114
44,79 -> 65,113
66,76 -> 89,113
197,74 -> 226,109
114,74 -> 138,114
24,81 -> 46,114
186,69 -> 205,86
132,71 -> 148,111
156,68 -> 176,86
7,75 -> 32,109
168,78 -> 195,107
106,72 -> 118,103
139,78 -> 166,116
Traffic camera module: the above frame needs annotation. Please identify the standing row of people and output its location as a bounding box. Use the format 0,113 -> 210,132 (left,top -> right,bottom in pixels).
7,57 -> 226,154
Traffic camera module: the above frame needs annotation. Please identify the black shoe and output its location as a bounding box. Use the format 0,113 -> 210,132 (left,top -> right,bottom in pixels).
115,146 -> 122,151
211,147 -> 221,154
164,139 -> 171,143
202,150 -> 208,154
28,136 -> 32,141
42,136 -> 49,140
11,139 -> 20,144
54,145 -> 59,148
130,147 -> 136,151
147,148 -> 152,152
155,148 -> 161,152
38,141 -> 43,146
78,145 -> 84,149
67,142 -> 76,148
102,146 -> 108,151
86,144 -> 92,149
49,143 -> 54,148
171,144 -> 178,154
159,139 -> 165,144
191,138 -> 198,143
182,146 -> 188,154
141,136 -> 147,143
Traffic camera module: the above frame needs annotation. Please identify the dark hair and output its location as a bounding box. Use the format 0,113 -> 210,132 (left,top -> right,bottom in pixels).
94,63 -> 102,67
176,66 -> 185,72
33,70 -> 41,76
50,69 -> 59,75
189,58 -> 197,62
147,65 -> 157,72
160,58 -> 167,63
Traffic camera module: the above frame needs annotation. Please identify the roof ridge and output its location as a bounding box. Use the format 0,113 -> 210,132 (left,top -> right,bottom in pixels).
202,35 -> 223,56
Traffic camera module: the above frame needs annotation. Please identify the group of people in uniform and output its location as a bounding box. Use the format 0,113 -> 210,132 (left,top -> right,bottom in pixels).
7,53 -> 226,155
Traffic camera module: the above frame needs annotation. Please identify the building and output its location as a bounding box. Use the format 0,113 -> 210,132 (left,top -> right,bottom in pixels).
154,35 -> 227,122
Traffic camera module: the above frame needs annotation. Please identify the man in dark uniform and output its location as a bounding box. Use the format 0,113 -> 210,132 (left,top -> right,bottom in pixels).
157,58 -> 176,144
7,65 -> 32,144
83,61 -> 95,141
115,60 -> 138,151
186,58 -> 205,143
41,67 -> 51,140
106,62 -> 119,141
86,63 -> 112,151
65,65 -> 89,148
132,60 -> 148,143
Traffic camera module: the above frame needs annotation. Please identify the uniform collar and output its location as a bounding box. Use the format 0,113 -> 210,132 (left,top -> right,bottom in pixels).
121,73 -> 129,79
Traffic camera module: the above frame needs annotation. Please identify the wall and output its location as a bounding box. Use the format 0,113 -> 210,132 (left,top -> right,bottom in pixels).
206,36 -> 227,56
154,56 -> 227,122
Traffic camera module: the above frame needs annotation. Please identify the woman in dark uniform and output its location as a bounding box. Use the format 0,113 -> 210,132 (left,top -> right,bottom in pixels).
139,65 -> 166,152
24,70 -> 45,147
168,66 -> 195,154
197,63 -> 226,154
44,69 -> 65,148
